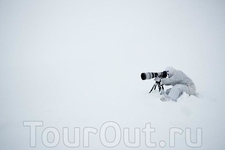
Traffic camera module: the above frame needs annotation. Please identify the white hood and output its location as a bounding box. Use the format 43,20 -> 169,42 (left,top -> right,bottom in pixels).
165,66 -> 176,78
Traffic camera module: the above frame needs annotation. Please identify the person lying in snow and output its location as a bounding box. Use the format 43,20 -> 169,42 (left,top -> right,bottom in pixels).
155,66 -> 196,102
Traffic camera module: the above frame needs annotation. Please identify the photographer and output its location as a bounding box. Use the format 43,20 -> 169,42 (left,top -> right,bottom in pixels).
155,66 -> 196,102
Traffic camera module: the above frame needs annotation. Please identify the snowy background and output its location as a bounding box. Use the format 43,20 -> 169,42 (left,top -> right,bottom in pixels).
0,0 -> 225,150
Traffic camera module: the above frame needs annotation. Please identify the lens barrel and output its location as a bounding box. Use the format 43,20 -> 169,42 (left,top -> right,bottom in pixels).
141,71 -> 167,80
141,72 -> 157,80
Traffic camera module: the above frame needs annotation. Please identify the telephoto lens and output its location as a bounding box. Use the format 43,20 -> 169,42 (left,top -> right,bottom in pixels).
141,71 -> 167,80
141,72 -> 158,80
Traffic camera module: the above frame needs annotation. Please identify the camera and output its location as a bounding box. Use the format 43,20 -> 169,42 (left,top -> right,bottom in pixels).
141,71 -> 167,80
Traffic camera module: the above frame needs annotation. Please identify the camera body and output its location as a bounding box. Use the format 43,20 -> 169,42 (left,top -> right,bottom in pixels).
141,71 -> 167,80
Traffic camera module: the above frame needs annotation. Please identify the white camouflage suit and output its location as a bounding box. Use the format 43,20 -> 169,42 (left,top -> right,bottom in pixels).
161,67 -> 196,102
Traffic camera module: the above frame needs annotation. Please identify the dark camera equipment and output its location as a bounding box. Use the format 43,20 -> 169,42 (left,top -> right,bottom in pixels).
141,71 -> 167,80
141,71 -> 167,93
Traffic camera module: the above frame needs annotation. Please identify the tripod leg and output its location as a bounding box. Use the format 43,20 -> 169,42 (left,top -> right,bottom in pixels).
149,84 -> 156,93
158,84 -> 161,92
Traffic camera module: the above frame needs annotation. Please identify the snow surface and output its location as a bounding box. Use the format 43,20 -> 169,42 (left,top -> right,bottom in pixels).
0,0 -> 225,150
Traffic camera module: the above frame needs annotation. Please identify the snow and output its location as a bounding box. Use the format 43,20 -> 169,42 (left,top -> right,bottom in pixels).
0,0 -> 225,150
